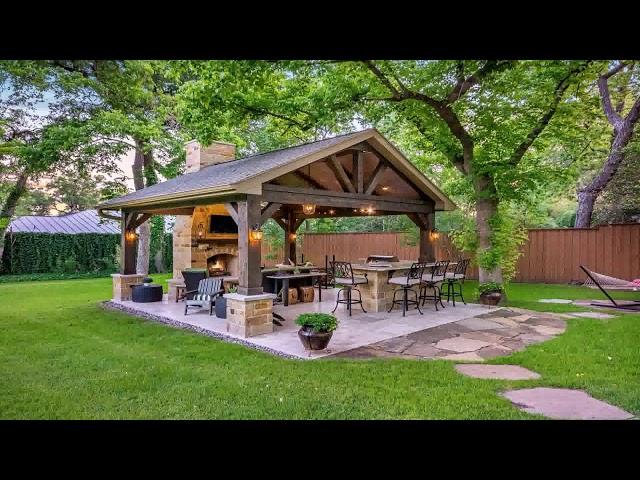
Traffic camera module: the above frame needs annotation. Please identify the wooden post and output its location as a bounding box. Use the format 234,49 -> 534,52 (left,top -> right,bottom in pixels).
419,212 -> 436,262
121,212 -> 137,274
237,195 -> 263,296
286,208 -> 297,263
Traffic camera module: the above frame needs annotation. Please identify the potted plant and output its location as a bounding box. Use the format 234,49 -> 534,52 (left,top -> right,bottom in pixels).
215,285 -> 237,318
295,313 -> 338,350
478,282 -> 505,306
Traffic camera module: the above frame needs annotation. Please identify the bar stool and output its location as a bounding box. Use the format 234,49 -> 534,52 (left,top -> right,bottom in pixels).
388,262 -> 426,317
419,260 -> 449,311
330,261 -> 368,316
445,258 -> 470,306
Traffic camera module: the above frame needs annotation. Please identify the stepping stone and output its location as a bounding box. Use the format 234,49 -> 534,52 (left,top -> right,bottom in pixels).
571,312 -> 617,319
456,317 -> 507,331
491,317 -> 520,328
376,337 -> 416,353
516,333 -> 554,345
500,339 -> 527,352
502,388 -> 634,420
403,343 -> 443,358
510,314 -> 533,323
530,324 -> 565,336
538,298 -> 573,304
476,345 -> 513,359
442,351 -> 485,362
456,364 -> 541,380
525,317 -> 567,329
460,331 -> 504,344
435,337 -> 492,353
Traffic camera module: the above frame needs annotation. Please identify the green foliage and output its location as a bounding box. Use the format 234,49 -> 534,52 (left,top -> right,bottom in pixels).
294,313 -> 338,333
0,271 -> 115,283
478,282 -> 504,294
1,232 -> 172,275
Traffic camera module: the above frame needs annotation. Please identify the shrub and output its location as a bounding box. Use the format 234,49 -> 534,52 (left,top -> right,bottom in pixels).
478,282 -> 504,295
63,257 -> 78,273
295,313 -> 338,333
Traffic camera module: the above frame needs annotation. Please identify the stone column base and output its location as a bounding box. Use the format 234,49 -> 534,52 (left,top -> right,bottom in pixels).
167,278 -> 186,302
111,274 -> 145,301
224,292 -> 277,337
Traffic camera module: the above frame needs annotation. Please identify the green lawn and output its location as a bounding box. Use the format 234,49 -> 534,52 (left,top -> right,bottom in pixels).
0,275 -> 638,419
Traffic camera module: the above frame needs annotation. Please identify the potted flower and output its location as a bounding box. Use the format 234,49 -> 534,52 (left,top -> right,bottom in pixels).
478,282 -> 505,306
215,285 -> 237,318
295,313 -> 338,350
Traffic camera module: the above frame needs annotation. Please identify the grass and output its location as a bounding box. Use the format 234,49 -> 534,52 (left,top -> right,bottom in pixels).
0,275 -> 638,419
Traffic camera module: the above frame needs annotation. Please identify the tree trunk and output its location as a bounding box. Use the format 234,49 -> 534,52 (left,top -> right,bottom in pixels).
474,176 -> 504,285
0,172 -> 29,271
131,139 -> 158,275
575,131 -> 632,228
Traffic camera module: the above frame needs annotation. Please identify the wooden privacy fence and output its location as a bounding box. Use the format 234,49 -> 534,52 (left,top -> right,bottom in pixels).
297,223 -> 640,284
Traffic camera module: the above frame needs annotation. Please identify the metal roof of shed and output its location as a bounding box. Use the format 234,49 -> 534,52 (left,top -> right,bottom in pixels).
8,210 -> 120,234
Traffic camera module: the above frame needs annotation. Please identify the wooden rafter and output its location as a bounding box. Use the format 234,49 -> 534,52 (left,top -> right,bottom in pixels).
364,160 -> 388,195
353,151 -> 364,193
327,155 -> 356,193
126,212 -> 152,230
260,202 -> 282,225
291,170 -> 325,190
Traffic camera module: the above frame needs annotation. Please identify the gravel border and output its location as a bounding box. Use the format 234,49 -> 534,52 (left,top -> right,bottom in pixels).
101,301 -> 302,360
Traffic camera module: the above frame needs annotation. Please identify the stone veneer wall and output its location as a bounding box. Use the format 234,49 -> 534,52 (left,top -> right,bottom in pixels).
172,204 -> 238,280
225,293 -> 275,337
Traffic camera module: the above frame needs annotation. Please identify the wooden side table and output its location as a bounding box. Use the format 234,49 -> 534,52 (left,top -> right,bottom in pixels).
174,284 -> 186,302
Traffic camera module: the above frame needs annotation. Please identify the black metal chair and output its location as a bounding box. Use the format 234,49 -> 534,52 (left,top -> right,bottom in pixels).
388,262 -> 426,317
180,269 -> 207,302
184,277 -> 225,316
419,260 -> 449,311
444,258 -> 470,306
330,261 -> 368,316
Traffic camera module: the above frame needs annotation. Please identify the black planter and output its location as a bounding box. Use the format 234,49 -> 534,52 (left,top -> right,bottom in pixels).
215,296 -> 227,318
297,326 -> 333,350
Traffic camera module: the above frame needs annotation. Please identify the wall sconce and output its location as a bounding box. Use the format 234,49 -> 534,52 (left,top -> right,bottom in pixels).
197,222 -> 205,238
289,233 -> 297,241
250,224 -> 263,242
429,229 -> 440,241
125,230 -> 138,242
302,203 -> 316,215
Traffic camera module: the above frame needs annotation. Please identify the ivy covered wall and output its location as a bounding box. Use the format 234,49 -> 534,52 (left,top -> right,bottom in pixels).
2,232 -> 172,275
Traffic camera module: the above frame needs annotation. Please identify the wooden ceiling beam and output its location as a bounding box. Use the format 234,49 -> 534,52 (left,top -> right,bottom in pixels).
364,160 -> 388,195
260,202 -> 282,225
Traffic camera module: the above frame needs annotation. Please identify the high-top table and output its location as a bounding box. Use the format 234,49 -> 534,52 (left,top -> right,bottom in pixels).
350,261 -> 457,312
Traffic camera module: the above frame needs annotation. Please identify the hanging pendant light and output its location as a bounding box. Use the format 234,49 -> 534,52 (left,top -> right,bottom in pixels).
302,203 -> 316,215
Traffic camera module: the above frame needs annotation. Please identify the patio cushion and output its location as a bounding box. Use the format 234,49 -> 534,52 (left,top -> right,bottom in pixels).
335,276 -> 368,285
389,277 -> 421,286
422,274 -> 444,283
445,273 -> 465,280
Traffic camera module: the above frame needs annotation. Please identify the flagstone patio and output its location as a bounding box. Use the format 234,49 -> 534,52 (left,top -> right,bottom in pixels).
106,290 -> 568,360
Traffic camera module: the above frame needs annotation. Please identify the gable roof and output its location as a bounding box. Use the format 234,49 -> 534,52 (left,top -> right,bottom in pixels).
9,210 -> 120,234
98,129 -> 455,211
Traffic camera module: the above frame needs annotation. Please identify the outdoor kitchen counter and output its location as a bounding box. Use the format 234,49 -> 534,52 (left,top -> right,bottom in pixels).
351,262 -> 413,313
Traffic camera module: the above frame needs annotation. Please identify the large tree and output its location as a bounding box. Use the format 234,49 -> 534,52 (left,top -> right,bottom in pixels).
49,60 -> 184,273
174,60 -> 591,287
0,61 -> 126,266
575,61 -> 640,227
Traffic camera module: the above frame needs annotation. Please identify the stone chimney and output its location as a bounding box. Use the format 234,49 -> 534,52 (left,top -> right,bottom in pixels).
185,140 -> 236,173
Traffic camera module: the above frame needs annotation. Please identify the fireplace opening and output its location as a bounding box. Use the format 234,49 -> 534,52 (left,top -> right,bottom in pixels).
207,254 -> 238,277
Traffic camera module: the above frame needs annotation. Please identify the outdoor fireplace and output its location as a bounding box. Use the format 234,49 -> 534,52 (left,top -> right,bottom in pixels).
207,253 -> 238,277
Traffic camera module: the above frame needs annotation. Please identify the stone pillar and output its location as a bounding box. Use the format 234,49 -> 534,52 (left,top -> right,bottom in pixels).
225,292 -> 276,337
237,195 -> 263,296
111,273 -> 145,301
172,214 -> 193,280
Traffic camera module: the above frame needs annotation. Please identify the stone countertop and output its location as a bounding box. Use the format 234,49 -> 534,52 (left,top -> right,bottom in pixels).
351,262 -> 414,272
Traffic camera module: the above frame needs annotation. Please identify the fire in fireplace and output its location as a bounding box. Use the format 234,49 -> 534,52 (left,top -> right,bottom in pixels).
207,254 -> 238,277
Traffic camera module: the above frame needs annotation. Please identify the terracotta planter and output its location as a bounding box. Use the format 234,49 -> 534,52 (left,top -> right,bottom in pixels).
297,326 -> 333,350
479,291 -> 503,306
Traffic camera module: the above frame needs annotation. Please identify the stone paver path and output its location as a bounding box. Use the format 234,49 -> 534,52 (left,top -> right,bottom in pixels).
332,308 -> 566,361
538,298 -> 573,304
502,388 -> 634,420
455,364 -> 541,380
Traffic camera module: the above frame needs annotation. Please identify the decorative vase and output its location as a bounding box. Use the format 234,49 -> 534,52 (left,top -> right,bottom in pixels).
297,326 -> 333,350
479,291 -> 503,306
